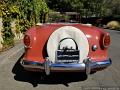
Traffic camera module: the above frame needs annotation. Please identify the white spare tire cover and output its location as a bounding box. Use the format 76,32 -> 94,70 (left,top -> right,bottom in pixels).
47,26 -> 89,63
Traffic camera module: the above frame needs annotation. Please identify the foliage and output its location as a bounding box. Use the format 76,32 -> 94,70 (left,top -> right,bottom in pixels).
104,0 -> 120,16
48,12 -> 69,23
18,19 -> 32,33
34,0 -> 49,23
2,17 -> 15,47
0,1 -> 16,47
18,0 -> 49,24
70,0 -> 84,12
0,0 -> 20,18
15,0 -> 49,33
46,0 -> 73,12
0,0 -> 49,32
2,38 -> 14,48
107,21 -> 120,30
46,0 -> 120,18
0,0 -> 49,48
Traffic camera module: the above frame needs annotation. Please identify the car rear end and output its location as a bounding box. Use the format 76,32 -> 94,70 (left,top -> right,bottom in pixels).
21,24 -> 111,75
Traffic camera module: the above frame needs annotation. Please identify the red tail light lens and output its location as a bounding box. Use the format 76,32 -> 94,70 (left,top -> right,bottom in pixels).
24,35 -> 30,47
103,34 -> 110,48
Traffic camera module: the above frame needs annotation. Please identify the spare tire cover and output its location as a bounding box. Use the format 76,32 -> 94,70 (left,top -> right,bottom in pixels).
47,26 -> 89,63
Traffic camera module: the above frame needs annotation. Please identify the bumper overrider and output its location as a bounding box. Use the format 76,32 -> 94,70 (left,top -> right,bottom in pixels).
20,58 -> 112,75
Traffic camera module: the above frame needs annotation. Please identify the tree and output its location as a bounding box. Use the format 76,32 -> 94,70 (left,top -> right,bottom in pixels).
46,0 -> 120,18
45,0 -> 74,12
0,0 -> 49,48
18,0 -> 49,23
104,0 -> 120,16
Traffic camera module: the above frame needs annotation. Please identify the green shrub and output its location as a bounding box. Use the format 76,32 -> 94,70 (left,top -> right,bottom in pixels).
48,12 -> 70,23
19,19 -> 32,33
107,21 -> 120,30
2,17 -> 15,49
2,38 -> 14,49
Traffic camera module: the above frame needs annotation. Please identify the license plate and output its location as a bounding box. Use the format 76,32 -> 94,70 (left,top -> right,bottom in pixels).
56,50 -> 79,63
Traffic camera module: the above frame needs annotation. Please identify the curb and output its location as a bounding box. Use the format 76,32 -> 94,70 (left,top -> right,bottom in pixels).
0,43 -> 24,65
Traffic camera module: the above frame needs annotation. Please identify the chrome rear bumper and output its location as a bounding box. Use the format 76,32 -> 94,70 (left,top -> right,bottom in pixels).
21,58 -> 111,75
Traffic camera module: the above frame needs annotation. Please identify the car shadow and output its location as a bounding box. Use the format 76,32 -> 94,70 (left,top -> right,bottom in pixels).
12,55 -> 88,87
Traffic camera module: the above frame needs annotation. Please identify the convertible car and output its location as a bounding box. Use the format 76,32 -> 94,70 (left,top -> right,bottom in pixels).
21,23 -> 111,75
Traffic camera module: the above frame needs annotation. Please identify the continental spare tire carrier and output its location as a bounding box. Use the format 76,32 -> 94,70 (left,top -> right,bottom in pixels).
45,26 -> 89,75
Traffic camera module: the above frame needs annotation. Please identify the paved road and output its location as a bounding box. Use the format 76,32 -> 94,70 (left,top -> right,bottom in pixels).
0,29 -> 120,90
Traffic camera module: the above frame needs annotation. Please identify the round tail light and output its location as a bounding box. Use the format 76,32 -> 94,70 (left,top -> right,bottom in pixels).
23,35 -> 30,47
102,34 -> 110,48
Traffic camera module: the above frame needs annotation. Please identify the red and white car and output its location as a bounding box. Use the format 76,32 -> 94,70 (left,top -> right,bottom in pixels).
21,23 -> 111,75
